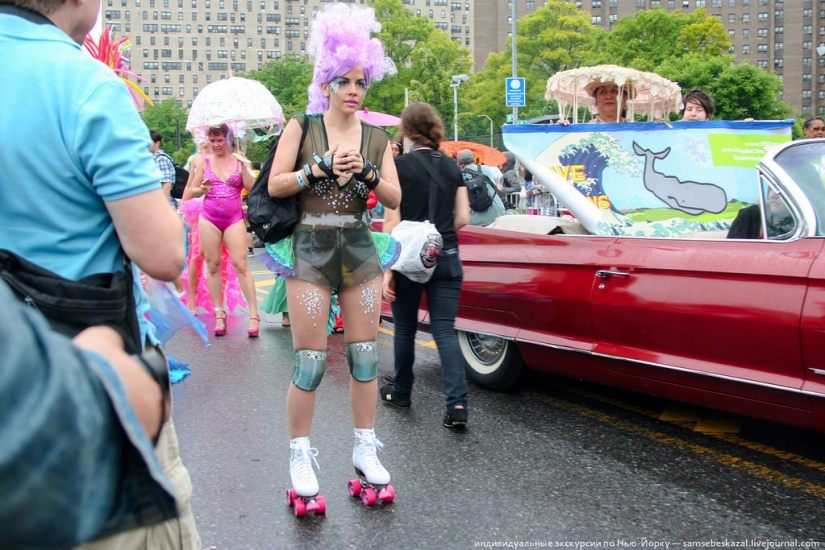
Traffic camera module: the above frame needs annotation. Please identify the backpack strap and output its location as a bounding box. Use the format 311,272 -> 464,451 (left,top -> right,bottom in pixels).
295,114 -> 309,165
464,165 -> 496,189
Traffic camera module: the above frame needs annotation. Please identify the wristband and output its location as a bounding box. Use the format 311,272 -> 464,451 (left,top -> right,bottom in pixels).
296,170 -> 308,188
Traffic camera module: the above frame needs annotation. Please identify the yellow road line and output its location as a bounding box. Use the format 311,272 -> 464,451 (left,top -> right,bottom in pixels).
553,383 -> 825,474
528,391 -> 825,499
377,325 -> 437,348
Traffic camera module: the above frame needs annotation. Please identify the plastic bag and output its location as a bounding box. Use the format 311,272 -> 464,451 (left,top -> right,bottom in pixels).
390,220 -> 443,283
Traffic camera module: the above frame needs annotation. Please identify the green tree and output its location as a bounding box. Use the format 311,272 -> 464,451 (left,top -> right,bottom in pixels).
465,1 -> 600,136
587,8 -> 730,72
240,55 -> 313,118
367,0 -> 458,123
371,0 -> 432,67
405,28 -> 473,128
140,98 -> 192,163
656,55 -> 789,120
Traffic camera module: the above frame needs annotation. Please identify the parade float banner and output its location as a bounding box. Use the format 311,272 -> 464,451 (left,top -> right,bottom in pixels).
503,120 -> 793,236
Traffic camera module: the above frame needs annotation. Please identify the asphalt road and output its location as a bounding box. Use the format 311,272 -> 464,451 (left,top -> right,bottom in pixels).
165,257 -> 825,549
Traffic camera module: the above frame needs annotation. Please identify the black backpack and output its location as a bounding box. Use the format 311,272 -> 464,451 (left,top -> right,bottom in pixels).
247,115 -> 308,243
158,152 -> 189,199
462,167 -> 494,212
171,166 -> 190,199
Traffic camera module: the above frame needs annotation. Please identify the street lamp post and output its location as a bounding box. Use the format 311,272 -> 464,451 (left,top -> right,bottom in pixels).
451,74 -> 470,141
478,114 -> 493,147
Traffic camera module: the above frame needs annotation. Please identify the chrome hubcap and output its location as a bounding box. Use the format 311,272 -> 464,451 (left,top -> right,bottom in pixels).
468,333 -> 505,365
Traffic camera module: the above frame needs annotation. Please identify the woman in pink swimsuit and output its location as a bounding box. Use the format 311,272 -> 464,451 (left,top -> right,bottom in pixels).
189,124 -> 260,337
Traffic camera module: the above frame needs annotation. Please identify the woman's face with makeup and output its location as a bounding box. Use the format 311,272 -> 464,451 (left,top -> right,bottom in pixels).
325,66 -> 367,113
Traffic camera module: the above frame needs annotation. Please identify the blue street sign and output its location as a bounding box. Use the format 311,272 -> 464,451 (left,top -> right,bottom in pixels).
505,77 -> 526,107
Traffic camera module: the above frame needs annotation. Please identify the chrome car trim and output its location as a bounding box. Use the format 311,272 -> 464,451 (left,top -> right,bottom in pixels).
760,141 -> 822,238
459,328 -> 514,340
504,336 -> 825,399
810,369 -> 825,376
587,350 -> 825,399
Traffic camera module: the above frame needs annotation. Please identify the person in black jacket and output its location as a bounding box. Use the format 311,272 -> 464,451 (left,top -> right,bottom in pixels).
381,102 -> 471,428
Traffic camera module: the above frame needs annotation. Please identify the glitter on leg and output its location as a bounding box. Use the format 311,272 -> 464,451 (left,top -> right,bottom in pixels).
360,284 -> 377,317
296,286 -> 325,323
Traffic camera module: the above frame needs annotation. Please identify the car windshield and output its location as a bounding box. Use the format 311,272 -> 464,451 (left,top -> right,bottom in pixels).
773,142 -> 825,236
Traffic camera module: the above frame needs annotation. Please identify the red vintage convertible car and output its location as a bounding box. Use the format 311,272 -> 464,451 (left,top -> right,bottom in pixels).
382,139 -> 825,434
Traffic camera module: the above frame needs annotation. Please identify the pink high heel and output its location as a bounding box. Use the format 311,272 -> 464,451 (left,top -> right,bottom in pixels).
248,316 -> 260,338
214,309 -> 227,336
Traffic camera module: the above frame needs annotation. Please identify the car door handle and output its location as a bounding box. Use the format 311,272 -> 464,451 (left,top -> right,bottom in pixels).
596,270 -> 630,279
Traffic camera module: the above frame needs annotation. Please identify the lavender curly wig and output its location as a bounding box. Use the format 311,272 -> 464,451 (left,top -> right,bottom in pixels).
306,4 -> 397,115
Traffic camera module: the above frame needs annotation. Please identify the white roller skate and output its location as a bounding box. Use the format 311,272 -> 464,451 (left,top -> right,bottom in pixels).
286,437 -> 325,517
348,428 -> 395,506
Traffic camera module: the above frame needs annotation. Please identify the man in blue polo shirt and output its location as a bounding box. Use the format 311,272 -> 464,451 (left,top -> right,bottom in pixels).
0,0 -> 202,547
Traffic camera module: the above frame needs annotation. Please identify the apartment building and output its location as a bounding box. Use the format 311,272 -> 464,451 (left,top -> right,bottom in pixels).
104,0 -> 475,107
108,0 -> 812,115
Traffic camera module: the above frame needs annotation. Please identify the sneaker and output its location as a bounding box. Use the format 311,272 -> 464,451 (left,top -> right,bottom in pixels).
247,247 -> 255,257
352,429 -> 390,485
443,407 -> 468,429
289,437 -> 320,497
379,383 -> 411,408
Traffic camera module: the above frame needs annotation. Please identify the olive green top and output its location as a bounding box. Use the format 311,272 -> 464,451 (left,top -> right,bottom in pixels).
296,114 -> 388,223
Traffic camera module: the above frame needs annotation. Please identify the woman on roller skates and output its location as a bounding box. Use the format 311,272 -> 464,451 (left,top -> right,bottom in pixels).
267,2 -> 401,514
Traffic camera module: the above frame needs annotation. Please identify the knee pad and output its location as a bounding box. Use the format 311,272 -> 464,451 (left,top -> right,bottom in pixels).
346,341 -> 378,382
292,350 -> 327,391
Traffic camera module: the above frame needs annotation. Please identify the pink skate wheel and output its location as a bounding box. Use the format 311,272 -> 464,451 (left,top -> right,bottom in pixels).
293,498 -> 306,517
315,495 -> 327,514
348,479 -> 363,497
378,484 -> 395,503
361,487 -> 377,506
286,488 -> 296,506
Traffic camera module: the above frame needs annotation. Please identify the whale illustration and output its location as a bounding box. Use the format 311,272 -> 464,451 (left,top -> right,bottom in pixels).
632,142 -> 727,215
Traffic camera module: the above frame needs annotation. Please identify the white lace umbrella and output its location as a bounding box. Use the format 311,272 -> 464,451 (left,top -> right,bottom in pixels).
186,76 -> 286,140
545,65 -> 681,123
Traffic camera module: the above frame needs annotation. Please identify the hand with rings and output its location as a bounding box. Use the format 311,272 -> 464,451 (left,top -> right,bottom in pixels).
339,149 -> 363,177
